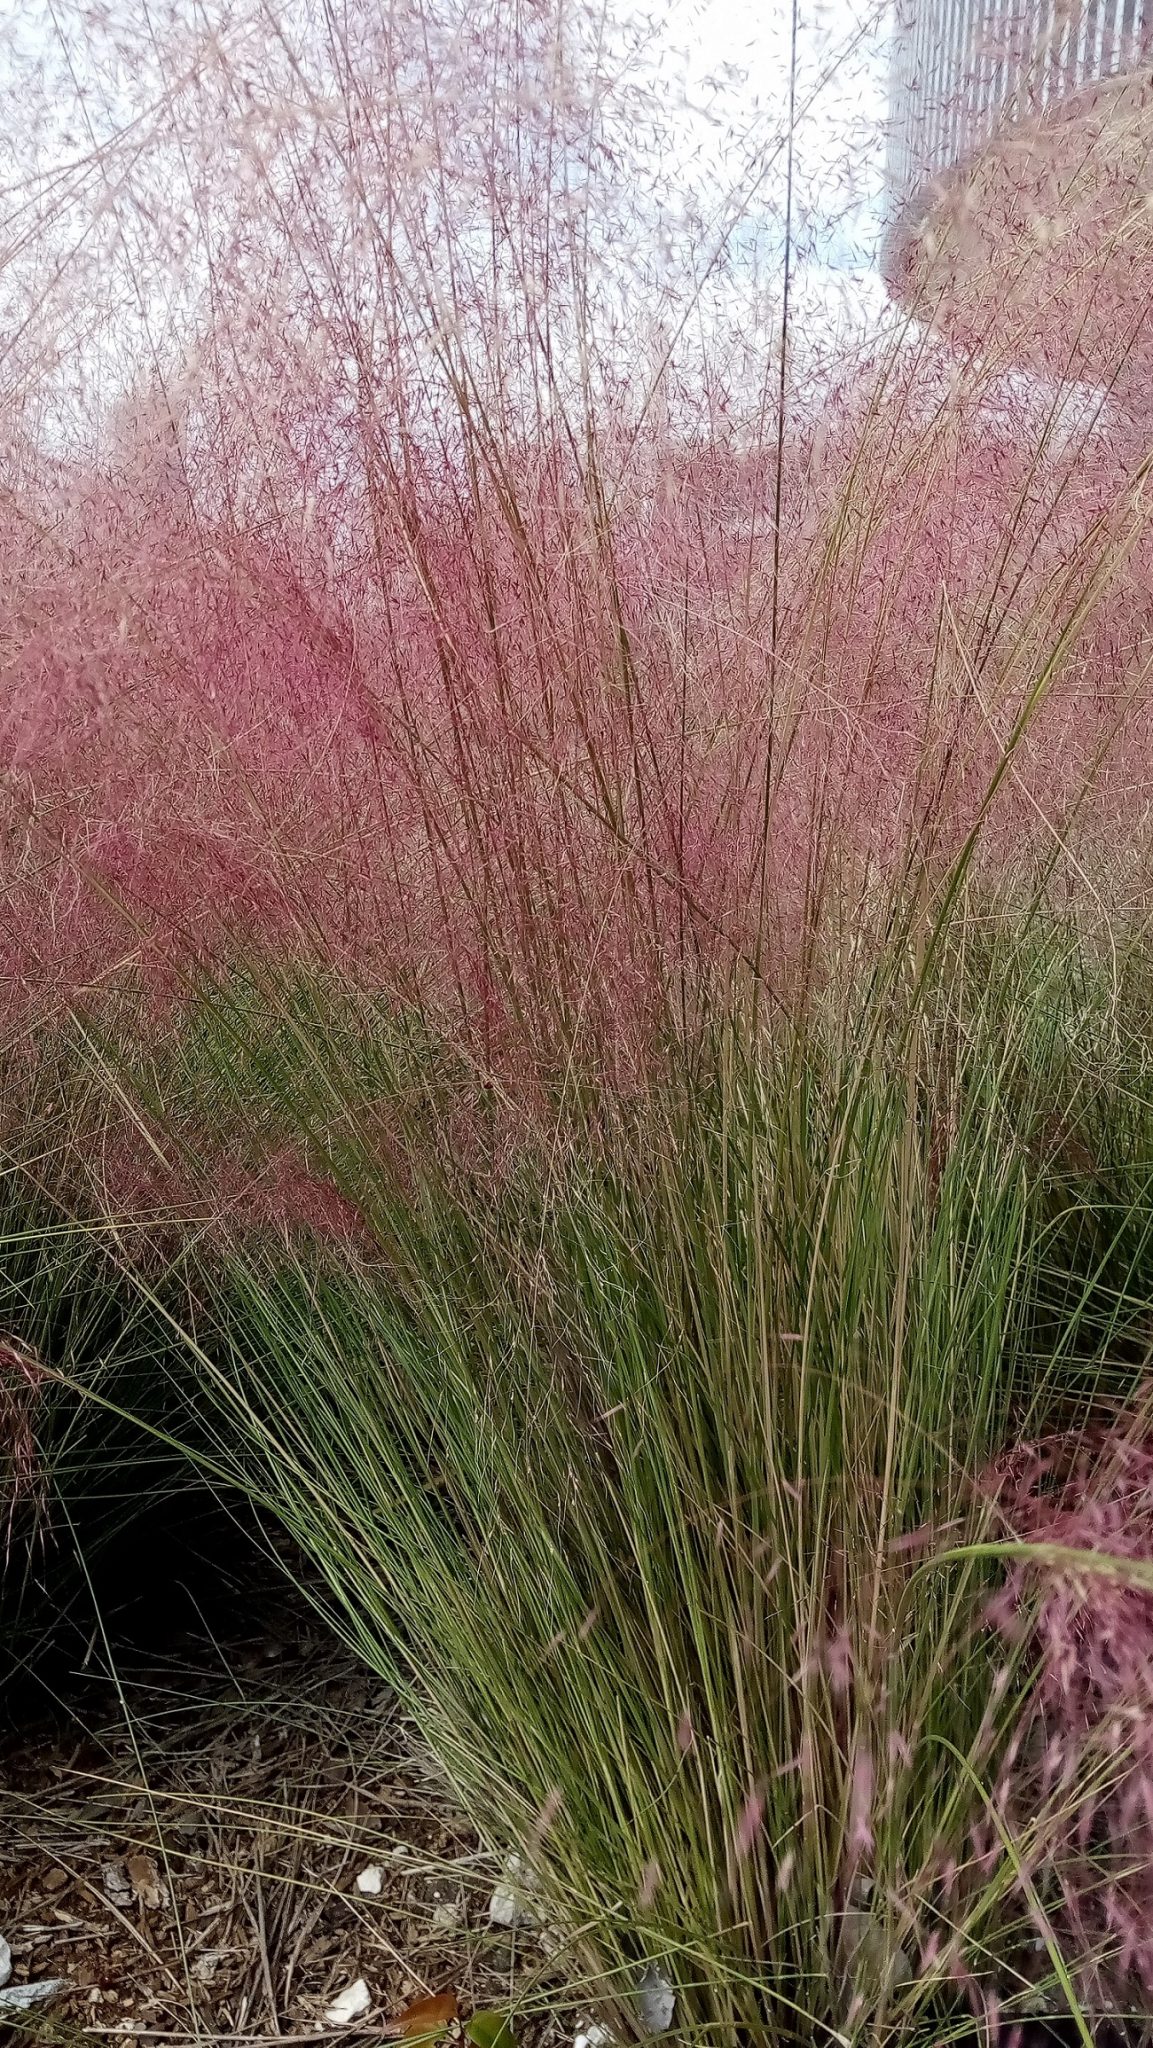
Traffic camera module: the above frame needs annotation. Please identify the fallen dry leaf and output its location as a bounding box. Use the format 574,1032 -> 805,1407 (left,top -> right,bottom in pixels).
125,1854 -> 164,1912
385,1992 -> 459,2040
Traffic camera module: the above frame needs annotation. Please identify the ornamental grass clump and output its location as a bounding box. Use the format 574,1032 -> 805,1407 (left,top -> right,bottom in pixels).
6,0 -> 1153,2039
57,900 -> 1149,2047
985,1404 -> 1153,2015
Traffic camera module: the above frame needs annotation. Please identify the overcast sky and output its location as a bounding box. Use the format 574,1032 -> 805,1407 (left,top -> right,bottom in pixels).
659,2 -> 890,245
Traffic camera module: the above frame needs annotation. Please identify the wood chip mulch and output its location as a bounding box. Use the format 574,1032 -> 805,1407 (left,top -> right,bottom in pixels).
0,1611 -> 565,2048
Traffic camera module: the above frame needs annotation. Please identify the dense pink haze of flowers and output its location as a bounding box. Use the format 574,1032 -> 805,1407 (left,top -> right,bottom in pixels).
3,0 -> 1153,1080
3,349 -> 1153,1082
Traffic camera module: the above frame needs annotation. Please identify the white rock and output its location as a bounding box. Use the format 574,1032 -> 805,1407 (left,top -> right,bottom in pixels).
573,2023 -> 613,2048
325,1978 -> 373,2027
0,1980 -> 68,2010
355,1866 -> 384,1895
635,1967 -> 675,2035
0,1936 -> 10,1990
488,1854 -> 536,1929
487,1882 -> 520,1928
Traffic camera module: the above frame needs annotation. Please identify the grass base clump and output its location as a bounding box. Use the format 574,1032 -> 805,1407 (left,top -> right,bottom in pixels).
63,895 -> 1153,2048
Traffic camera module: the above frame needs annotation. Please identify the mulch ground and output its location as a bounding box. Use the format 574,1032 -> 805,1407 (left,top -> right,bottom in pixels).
0,1604 -> 566,2048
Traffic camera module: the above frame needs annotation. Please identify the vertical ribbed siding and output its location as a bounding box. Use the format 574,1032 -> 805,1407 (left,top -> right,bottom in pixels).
886,0 -> 1153,223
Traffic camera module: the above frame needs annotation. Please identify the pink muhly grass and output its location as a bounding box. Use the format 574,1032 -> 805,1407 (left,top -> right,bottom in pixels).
0,1338 -> 46,1554
984,1400 -> 1153,2004
847,1744 -> 875,1862
733,1788 -> 767,1862
0,2 -> 1152,1101
4,371 -> 1153,1088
